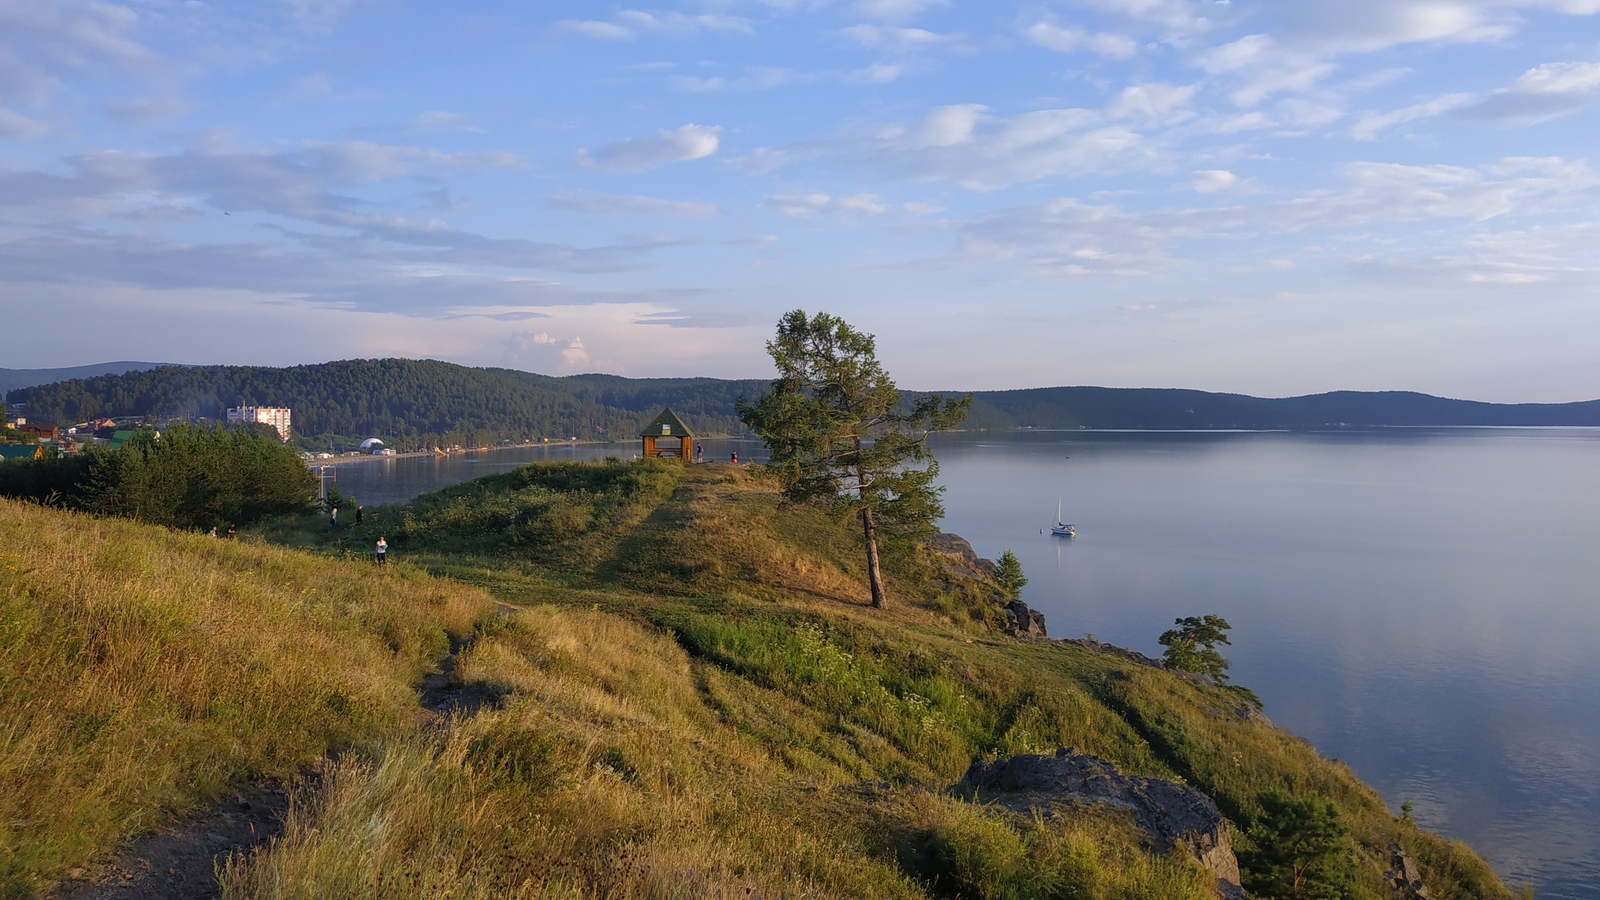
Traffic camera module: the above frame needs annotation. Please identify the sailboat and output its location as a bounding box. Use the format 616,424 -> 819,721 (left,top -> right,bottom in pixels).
1051,497 -> 1075,537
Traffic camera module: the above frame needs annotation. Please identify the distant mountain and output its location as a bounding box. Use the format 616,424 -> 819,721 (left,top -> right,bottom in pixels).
950,386 -> 1600,430
7,358 -> 1598,446
0,362 -> 177,396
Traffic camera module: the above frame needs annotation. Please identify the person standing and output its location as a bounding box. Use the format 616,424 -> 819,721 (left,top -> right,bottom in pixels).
731,450 -> 738,465
330,506 -> 339,530
375,537 -> 387,566
356,504 -> 364,525
695,444 -> 703,464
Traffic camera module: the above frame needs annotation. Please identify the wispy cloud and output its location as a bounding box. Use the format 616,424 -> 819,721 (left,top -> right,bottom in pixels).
548,191 -> 721,218
557,10 -> 752,41
1025,21 -> 1139,60
767,192 -> 888,217
578,125 -> 722,174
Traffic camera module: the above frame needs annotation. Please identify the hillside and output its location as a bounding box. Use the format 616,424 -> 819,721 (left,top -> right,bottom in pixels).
8,359 -> 1598,444
4,359 -> 768,450
4,461 -> 1514,899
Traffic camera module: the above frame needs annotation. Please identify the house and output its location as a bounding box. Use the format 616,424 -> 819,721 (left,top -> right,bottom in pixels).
17,423 -> 60,442
0,445 -> 44,461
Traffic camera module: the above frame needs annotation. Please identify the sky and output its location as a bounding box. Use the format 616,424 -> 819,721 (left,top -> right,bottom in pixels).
1,0 -> 1598,401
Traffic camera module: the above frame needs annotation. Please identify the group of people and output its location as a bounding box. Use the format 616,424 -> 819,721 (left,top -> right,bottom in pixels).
206,525 -> 236,539
689,445 -> 739,464
324,503 -> 387,565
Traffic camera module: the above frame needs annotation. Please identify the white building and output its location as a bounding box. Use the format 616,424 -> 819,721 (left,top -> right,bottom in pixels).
227,406 -> 292,442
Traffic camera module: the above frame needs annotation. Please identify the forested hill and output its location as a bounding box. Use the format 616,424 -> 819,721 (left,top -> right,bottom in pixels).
8,358 -> 1599,446
954,386 -> 1600,430
6,359 -> 768,450
0,361 -> 174,395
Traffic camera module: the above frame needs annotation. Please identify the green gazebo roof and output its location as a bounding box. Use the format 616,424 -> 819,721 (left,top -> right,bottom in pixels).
640,408 -> 693,438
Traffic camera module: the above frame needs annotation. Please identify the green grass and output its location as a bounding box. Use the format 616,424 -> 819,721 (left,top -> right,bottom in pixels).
5,460 -> 1518,899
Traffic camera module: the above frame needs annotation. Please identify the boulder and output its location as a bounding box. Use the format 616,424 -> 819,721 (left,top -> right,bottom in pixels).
956,748 -> 1243,894
922,533 -> 999,579
1003,598 -> 1048,638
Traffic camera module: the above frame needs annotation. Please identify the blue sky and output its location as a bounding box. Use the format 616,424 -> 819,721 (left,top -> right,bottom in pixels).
2,0 -> 1598,400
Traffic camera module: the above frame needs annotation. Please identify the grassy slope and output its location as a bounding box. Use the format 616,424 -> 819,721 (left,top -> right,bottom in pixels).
0,500 -> 494,896
5,462 -> 1514,899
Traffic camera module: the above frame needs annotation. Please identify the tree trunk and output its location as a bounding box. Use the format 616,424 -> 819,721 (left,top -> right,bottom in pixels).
861,505 -> 887,609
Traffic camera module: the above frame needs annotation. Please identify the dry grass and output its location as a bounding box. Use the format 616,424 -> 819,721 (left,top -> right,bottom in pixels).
0,499 -> 494,896
6,460 -> 1518,900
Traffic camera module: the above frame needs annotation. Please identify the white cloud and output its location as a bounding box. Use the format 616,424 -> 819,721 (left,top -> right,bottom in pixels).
579,124 -> 722,174
1212,111 -> 1273,133
846,63 -> 907,83
279,0 -> 371,32
562,336 -> 590,368
1351,93 -> 1474,139
557,11 -> 750,41
409,110 -> 478,131
1107,83 -> 1197,121
558,19 -> 634,40
1191,169 -> 1240,193
839,24 -> 962,50
1463,60 -> 1600,123
1351,59 -> 1600,138
1071,0 -> 1217,33
767,192 -> 888,217
849,104 -> 1153,191
548,191 -> 721,218
669,67 -> 804,93
854,0 -> 948,21
1025,22 -> 1139,60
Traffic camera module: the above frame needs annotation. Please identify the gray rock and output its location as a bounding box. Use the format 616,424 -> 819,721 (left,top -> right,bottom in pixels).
956,748 -> 1243,891
1002,599 -> 1048,638
922,533 -> 999,578
1384,842 -> 1432,899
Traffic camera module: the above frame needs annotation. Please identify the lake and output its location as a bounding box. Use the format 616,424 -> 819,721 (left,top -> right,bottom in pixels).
323,429 -> 1600,899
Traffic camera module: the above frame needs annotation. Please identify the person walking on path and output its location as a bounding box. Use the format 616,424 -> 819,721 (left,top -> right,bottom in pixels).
375,537 -> 387,566
330,506 -> 339,531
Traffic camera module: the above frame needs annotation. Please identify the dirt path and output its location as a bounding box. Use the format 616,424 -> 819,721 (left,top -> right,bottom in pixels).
48,783 -> 293,900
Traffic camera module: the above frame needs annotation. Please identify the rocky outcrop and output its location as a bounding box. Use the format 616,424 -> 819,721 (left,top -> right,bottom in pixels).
922,533 -> 998,579
1002,598 -> 1048,638
1384,842 -> 1432,899
956,749 -> 1244,896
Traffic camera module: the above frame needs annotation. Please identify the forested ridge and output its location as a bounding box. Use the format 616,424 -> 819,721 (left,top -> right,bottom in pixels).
7,359 -> 768,450
9,358 -> 1599,446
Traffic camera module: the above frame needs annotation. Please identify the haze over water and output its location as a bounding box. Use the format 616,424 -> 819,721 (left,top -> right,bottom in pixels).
332,428 -> 1600,898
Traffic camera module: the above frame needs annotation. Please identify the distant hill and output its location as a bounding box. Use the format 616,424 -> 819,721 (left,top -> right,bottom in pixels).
0,362 -> 176,396
7,358 -> 1598,446
4,359 -> 769,449
951,386 -> 1600,430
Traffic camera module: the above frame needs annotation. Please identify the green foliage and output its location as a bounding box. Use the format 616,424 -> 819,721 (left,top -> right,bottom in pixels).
1158,614 -> 1234,682
1240,790 -> 1352,900
83,425 -> 317,529
6,358 -> 768,449
0,425 -> 315,529
996,550 -> 1027,603
333,460 -> 680,569
738,310 -> 970,607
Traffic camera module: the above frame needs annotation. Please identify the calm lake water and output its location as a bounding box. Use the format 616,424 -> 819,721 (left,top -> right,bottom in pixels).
325,429 -> 1600,899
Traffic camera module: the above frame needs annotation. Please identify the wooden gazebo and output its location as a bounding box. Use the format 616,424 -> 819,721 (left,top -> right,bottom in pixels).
640,408 -> 694,461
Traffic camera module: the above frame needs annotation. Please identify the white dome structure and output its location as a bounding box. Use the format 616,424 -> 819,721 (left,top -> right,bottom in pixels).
359,438 -> 385,450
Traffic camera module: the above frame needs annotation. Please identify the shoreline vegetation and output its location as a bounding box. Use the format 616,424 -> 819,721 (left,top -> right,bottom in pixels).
2,458 -> 1519,899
